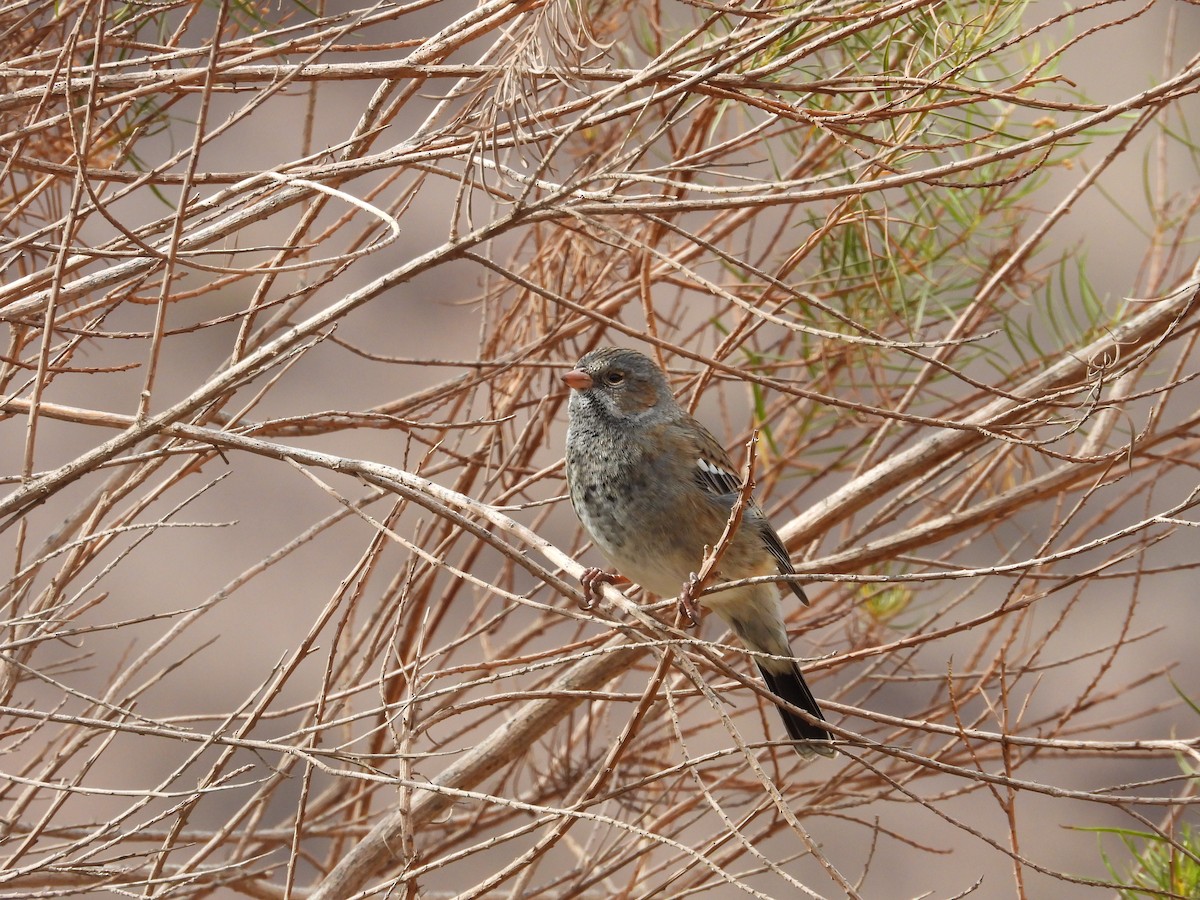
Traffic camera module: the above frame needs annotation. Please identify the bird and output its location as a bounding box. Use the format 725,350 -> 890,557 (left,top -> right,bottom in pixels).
562,346 -> 833,757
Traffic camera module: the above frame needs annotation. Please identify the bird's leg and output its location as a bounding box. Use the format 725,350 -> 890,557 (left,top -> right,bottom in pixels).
578,568 -> 629,609
676,573 -> 703,626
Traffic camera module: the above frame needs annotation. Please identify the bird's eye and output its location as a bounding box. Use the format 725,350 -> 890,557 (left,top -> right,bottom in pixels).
603,371 -> 625,386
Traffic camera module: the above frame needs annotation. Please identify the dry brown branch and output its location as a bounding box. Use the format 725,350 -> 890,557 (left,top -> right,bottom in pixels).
2,0 -> 1200,897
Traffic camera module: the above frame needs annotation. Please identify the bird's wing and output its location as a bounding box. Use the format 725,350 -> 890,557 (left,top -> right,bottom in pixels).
691,440 -> 809,606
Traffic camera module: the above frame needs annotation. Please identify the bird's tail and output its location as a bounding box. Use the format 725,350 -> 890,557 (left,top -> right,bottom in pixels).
757,661 -> 835,758
711,591 -> 835,757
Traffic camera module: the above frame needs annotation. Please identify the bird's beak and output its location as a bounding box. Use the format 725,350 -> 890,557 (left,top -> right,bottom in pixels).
562,369 -> 592,390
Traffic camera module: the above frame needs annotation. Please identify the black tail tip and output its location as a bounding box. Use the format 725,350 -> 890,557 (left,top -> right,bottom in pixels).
790,733 -> 837,758
780,710 -> 836,757
759,664 -> 836,757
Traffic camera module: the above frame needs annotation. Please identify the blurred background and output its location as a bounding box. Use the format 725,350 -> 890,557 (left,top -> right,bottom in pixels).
1,0 -> 1198,897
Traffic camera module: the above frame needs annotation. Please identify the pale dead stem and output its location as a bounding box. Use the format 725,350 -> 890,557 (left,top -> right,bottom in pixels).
3,55 -> 1196,323
3,381 -> 1199,895
3,0 -> 1200,897
6,271 -> 1195,553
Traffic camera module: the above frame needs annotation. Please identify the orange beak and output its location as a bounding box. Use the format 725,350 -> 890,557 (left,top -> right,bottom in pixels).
562,369 -> 593,390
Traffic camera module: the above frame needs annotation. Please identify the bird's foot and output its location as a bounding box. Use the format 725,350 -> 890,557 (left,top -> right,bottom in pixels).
676,573 -> 703,626
579,568 -> 629,609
